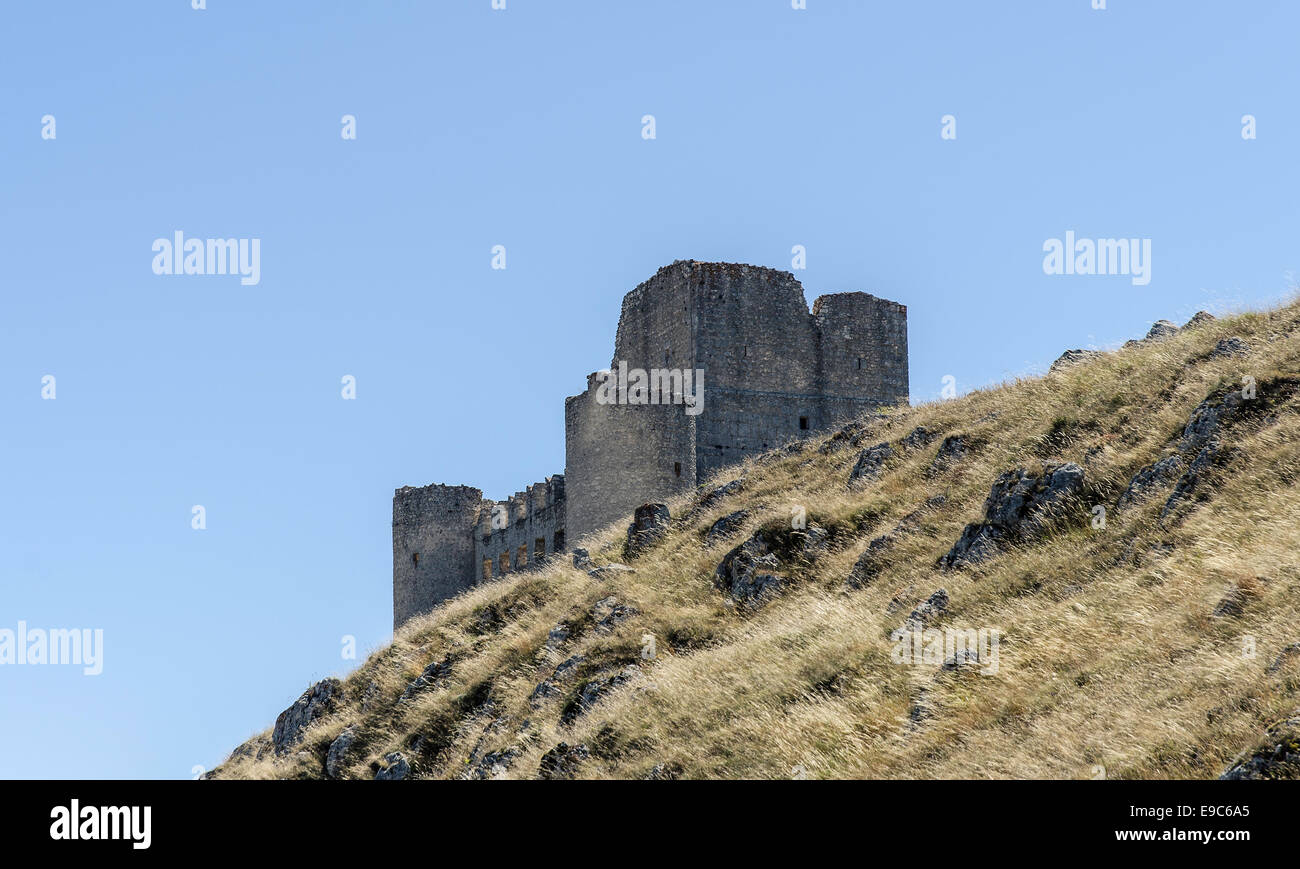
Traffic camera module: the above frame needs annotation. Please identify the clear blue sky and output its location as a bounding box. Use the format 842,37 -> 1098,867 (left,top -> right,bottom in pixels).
2,1 -> 1297,779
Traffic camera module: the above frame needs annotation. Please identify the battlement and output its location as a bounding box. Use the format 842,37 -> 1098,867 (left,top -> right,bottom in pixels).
393,261 -> 908,630
473,475 -> 567,585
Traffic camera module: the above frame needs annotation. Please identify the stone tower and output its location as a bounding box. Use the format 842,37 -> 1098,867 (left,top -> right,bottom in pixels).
393,260 -> 907,630
392,484 -> 482,629
563,260 -> 908,543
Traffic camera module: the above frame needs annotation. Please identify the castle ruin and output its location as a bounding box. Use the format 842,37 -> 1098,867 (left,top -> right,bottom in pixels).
393,260 -> 908,630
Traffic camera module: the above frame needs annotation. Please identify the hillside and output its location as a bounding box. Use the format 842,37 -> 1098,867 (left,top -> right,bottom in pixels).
213,301 -> 1300,780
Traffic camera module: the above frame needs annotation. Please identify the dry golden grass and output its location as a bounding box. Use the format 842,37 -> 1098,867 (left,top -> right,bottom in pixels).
217,299 -> 1300,780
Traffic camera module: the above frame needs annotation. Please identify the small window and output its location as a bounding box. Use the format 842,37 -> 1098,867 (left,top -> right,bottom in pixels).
499,553 -> 509,575
482,559 -> 492,581
799,416 -> 809,430
535,537 -> 546,558
516,545 -> 528,567
674,461 -> 682,477
553,529 -> 565,552
412,552 -> 419,567
855,357 -> 864,370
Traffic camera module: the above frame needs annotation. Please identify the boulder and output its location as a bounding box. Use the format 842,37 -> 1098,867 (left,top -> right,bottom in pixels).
272,678 -> 342,755
1183,311 -> 1216,329
571,548 -> 591,570
228,734 -> 271,765
985,463 -> 1084,526
1049,348 -> 1102,373
697,477 -> 745,510
464,747 -> 521,780
905,588 -> 950,630
1145,319 -> 1179,341
847,496 -> 945,588
560,665 -> 640,724
643,762 -> 683,780
397,656 -> 452,703
797,523 -> 829,559
1219,711 -> 1300,780
1211,586 -> 1247,618
530,654 -> 585,707
545,624 -> 570,649
1116,455 -> 1186,510
928,435 -> 971,475
625,503 -> 671,557
849,442 -> 895,485
900,425 -> 938,451
704,509 -> 750,545
537,742 -> 590,780
592,596 -> 637,633
939,463 -> 1085,569
325,726 -> 357,779
714,533 -> 785,605
1179,390 -> 1247,454
373,751 -> 410,781
1160,446 -> 1220,520
1209,336 -> 1251,359
1268,643 -> 1300,675
847,532 -> 895,589
820,421 -> 868,454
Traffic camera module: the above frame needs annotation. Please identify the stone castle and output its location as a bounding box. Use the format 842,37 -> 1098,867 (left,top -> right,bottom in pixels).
392,260 -> 909,629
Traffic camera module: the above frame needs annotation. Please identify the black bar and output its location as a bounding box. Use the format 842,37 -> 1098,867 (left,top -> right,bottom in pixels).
3,780 -> 1278,856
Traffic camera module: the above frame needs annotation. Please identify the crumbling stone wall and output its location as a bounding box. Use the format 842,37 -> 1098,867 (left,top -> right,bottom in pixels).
474,475 -> 567,584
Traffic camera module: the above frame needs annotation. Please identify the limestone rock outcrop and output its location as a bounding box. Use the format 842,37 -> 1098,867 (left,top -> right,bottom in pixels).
940,463 -> 1085,569
272,679 -> 342,755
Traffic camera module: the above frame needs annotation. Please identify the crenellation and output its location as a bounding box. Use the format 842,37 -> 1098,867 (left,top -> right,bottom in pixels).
468,474 -> 568,591
392,260 -> 908,630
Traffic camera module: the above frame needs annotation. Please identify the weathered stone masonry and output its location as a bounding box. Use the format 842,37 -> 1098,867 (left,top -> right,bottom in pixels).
393,260 -> 908,630
393,477 -> 565,630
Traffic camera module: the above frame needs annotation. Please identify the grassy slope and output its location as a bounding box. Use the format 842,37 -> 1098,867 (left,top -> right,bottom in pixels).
217,300 -> 1300,780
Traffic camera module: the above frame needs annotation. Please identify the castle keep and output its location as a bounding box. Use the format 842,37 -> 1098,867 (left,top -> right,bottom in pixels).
393,260 -> 908,630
